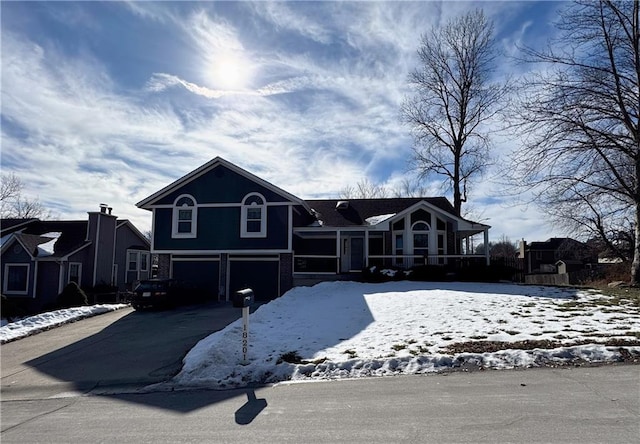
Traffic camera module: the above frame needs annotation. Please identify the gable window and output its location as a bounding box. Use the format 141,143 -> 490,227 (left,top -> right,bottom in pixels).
241,193 -> 267,238
68,263 -> 82,284
412,221 -> 430,258
172,195 -> 197,238
3,264 -> 29,295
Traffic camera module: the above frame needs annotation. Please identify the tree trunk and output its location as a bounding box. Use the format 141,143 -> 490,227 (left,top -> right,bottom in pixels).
453,146 -> 462,215
632,202 -> 640,287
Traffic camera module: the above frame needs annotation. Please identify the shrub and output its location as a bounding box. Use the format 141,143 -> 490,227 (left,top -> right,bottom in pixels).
408,265 -> 448,282
1,294 -> 27,321
56,282 -> 88,309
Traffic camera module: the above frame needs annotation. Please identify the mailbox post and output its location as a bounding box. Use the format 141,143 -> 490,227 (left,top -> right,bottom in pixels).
233,289 -> 254,365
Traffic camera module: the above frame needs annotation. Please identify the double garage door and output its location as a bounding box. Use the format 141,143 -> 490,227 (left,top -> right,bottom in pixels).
171,256 -> 280,302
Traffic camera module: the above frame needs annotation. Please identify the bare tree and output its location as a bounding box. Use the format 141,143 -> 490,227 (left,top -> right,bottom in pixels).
391,177 -> 430,198
510,0 -> 640,285
1,173 -> 50,219
402,9 -> 509,215
475,235 -> 518,257
340,178 -> 389,199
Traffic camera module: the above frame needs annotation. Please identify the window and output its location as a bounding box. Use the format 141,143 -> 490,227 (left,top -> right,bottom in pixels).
241,193 -> 267,238
4,264 -> 29,294
412,221 -> 430,257
140,252 -> 149,272
394,233 -> 404,266
128,252 -> 138,271
68,263 -> 82,284
172,195 -> 197,238
127,251 -> 149,272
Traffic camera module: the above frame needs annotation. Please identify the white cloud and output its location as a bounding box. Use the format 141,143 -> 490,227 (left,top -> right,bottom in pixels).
1,2 -> 571,243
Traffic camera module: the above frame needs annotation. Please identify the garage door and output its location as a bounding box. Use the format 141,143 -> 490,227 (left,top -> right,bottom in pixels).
228,258 -> 279,302
172,259 -> 220,302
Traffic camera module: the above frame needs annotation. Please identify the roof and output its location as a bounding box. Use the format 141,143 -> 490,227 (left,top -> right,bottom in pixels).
527,238 -> 585,251
0,218 -> 38,235
13,220 -> 90,258
304,197 -> 462,228
136,156 -> 312,212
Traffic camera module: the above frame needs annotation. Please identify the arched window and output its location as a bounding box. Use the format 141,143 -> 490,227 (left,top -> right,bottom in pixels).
241,193 -> 267,238
412,221 -> 430,257
172,195 -> 197,238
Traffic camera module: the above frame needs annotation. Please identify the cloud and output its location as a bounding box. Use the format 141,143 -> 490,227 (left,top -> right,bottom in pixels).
1,2 -> 570,243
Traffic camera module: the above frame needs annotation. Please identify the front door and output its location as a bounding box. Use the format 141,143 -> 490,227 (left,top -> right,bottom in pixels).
341,237 -> 364,272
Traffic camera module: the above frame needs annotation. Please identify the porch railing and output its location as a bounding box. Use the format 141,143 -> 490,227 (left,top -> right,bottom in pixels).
294,255 -> 340,274
368,255 -> 487,269
293,254 -> 488,274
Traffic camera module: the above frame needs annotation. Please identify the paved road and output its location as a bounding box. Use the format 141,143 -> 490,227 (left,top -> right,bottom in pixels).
2,304 -> 639,442
1,302 -> 241,400
2,365 -> 639,443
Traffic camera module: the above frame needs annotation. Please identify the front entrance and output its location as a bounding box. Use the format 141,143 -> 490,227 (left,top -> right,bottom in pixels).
341,236 -> 364,273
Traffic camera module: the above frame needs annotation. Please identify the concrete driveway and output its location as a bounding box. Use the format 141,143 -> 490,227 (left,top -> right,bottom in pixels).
0,302 -> 241,400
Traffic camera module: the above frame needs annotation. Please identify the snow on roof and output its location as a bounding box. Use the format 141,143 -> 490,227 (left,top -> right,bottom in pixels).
365,213 -> 396,226
37,232 -> 62,257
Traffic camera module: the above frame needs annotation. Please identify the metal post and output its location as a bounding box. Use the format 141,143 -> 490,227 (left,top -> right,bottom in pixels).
241,306 -> 250,364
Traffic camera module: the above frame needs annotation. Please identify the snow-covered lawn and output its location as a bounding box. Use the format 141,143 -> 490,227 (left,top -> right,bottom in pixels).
2,281 -> 638,389
0,304 -> 127,343
174,281 -> 640,388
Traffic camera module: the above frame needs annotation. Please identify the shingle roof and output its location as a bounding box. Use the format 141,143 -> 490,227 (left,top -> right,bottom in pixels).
19,220 -> 90,257
304,197 -> 458,227
0,218 -> 38,234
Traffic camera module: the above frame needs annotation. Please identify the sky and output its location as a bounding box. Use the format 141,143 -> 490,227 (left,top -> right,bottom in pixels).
2,281 -> 639,384
1,1 -> 564,243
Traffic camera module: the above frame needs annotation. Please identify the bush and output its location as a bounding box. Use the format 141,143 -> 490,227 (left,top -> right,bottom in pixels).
408,265 -> 449,282
56,282 -> 88,309
1,294 -> 27,321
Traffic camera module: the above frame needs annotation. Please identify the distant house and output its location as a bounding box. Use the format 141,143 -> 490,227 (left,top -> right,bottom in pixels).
1,205 -> 150,313
136,157 -> 490,303
519,238 -> 597,274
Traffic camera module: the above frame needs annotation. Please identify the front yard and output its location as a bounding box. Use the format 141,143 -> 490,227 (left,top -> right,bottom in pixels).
173,281 -> 640,388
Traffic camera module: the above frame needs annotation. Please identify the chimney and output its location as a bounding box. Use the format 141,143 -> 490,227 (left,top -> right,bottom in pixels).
100,203 -> 108,214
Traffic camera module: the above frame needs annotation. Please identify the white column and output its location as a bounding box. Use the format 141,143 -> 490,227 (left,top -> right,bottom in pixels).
364,230 -> 369,267
484,229 -> 490,265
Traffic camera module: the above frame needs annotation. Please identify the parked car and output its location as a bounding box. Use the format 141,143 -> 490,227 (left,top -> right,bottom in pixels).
131,279 -> 193,310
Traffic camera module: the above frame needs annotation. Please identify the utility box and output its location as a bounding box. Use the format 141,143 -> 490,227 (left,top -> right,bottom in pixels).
233,288 -> 255,308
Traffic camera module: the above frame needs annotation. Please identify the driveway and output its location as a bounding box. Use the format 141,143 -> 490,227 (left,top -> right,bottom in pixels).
0,302 -> 241,400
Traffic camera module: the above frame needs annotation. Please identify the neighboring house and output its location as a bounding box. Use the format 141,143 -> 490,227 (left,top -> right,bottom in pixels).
137,157 -> 490,303
518,238 -> 597,274
1,205 -> 150,313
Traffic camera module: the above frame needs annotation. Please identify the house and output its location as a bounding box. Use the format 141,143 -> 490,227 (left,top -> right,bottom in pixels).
1,205 -> 150,314
137,157 -> 490,303
518,238 -> 597,274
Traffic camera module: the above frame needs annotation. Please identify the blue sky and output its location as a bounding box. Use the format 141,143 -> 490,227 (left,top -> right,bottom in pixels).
1,1 -> 563,242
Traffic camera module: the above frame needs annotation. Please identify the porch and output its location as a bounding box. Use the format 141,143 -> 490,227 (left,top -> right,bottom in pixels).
292,253 -> 488,275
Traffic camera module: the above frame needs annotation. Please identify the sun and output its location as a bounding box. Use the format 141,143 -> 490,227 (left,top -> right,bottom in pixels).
210,54 -> 251,90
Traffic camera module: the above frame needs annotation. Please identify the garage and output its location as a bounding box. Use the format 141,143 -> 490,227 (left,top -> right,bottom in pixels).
171,258 -> 220,302
228,257 -> 280,302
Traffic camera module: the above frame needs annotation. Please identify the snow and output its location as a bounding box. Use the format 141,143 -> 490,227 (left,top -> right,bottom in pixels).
173,281 -> 640,388
365,213 -> 396,226
2,281 -> 638,389
0,304 -> 127,343
36,232 -> 62,256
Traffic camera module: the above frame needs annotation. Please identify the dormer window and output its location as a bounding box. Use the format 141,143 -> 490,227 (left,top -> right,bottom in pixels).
241,193 -> 267,238
172,195 -> 197,238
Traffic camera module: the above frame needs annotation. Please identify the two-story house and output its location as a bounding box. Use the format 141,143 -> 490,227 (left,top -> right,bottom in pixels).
137,157 -> 490,304
1,205 -> 150,314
